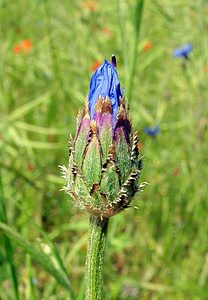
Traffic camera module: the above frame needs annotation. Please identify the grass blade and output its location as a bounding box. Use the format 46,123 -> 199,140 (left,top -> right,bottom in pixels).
0,222 -> 76,300
0,174 -> 19,300
31,221 -> 70,282
14,121 -> 66,135
8,93 -> 50,122
12,140 -> 62,149
126,0 -> 144,99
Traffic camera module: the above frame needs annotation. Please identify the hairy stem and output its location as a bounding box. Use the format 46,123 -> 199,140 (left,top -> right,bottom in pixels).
85,216 -> 109,300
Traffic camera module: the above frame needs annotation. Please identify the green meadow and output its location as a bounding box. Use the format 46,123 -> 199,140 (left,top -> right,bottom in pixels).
0,0 -> 208,299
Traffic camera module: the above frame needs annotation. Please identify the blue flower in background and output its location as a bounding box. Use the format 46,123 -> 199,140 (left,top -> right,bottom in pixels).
145,126 -> 160,137
88,59 -> 121,119
172,44 -> 193,59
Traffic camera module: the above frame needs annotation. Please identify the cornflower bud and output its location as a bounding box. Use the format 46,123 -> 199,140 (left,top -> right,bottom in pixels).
60,56 -> 142,219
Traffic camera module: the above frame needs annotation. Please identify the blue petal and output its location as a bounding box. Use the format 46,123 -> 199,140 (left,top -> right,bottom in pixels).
88,60 -> 121,119
145,126 -> 160,137
172,43 -> 193,58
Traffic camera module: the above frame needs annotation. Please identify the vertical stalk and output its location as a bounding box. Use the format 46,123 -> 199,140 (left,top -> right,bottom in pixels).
0,171 -> 19,300
126,0 -> 144,100
85,216 -> 109,300
116,0 -> 129,76
43,0 -> 64,123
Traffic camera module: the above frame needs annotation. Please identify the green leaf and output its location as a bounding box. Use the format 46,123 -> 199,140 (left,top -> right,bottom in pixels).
13,140 -> 62,149
0,222 -> 75,300
0,174 -> 19,300
14,121 -> 66,135
8,93 -> 50,121
31,222 -> 70,286
126,0 -> 144,99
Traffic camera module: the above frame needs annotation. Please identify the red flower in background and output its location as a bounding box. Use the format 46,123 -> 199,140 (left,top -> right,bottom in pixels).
15,27 -> 21,34
27,163 -> 34,172
81,0 -> 97,12
172,168 -> 180,177
143,41 -> 153,52
137,142 -> 143,152
91,60 -> 101,72
13,39 -> 32,54
101,27 -> 113,37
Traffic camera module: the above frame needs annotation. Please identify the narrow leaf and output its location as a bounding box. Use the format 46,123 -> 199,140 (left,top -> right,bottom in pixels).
0,176 -> 19,300
8,93 -> 50,121
0,222 -> 75,300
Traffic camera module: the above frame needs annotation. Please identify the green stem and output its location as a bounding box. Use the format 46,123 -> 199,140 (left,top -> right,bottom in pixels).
0,171 -> 19,300
126,0 -> 144,100
116,0 -> 129,76
85,216 -> 109,300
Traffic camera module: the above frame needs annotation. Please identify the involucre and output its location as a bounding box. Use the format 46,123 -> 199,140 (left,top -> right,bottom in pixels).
60,56 -> 143,219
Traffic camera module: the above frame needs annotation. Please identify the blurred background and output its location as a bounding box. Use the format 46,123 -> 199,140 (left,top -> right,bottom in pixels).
0,0 -> 208,299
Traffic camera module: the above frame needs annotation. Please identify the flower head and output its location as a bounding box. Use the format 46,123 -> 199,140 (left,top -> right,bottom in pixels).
143,41 -> 153,52
172,43 -> 192,59
61,55 -> 143,219
204,65 -> 208,73
13,39 -> 32,54
172,168 -> 180,177
27,163 -> 34,172
81,0 -> 98,12
88,57 -> 121,120
91,60 -> 101,72
145,126 -> 160,137
101,27 -> 113,38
